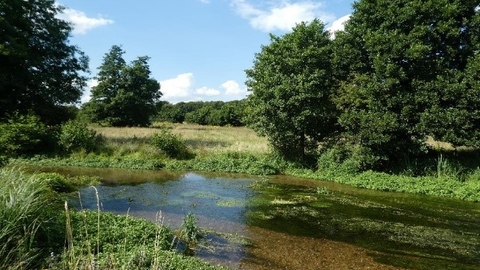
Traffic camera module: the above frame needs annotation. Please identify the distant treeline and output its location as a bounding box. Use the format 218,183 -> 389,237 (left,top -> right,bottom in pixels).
154,100 -> 246,126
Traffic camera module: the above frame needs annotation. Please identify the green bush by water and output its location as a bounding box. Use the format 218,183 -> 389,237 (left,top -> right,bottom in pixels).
59,120 -> 102,153
150,127 -> 192,159
0,114 -> 55,157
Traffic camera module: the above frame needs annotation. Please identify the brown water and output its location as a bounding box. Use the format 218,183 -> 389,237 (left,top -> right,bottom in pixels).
37,167 -> 480,269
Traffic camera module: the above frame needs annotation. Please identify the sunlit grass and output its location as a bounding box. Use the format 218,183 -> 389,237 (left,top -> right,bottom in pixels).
92,123 -> 270,156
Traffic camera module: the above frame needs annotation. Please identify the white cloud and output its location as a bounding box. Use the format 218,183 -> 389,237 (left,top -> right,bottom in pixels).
80,79 -> 98,103
199,0 -> 211,3
231,0 -> 335,32
159,73 -> 195,101
196,87 -> 220,96
327,14 -> 350,39
57,7 -> 114,35
221,80 -> 244,95
159,74 -> 247,103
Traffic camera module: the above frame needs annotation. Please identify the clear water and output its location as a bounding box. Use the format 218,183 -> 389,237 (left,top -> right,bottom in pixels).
36,167 -> 480,269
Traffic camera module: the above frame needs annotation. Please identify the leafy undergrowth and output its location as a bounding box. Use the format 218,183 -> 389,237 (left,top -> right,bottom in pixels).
287,168 -> 480,202
51,210 -> 227,270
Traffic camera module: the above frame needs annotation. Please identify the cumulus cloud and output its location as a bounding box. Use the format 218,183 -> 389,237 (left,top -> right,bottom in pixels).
159,73 -> 195,102
196,87 -> 220,96
80,79 -> 98,103
221,80 -> 245,95
159,74 -> 248,103
57,7 -> 113,35
231,0 -> 335,32
327,14 -> 350,39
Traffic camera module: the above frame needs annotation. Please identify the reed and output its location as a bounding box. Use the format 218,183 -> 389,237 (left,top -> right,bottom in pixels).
0,168 -> 56,270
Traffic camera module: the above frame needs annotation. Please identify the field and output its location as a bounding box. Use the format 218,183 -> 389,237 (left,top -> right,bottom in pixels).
93,123 -> 269,156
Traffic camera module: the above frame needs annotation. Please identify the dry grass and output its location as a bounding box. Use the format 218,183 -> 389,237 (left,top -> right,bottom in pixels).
92,123 -> 270,156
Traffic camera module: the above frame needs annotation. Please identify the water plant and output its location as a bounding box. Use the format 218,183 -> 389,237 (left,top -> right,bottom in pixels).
180,212 -> 201,249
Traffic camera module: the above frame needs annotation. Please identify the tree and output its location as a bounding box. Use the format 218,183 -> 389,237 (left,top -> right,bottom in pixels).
0,0 -> 89,123
84,45 -> 161,126
245,20 -> 338,161
333,0 -> 480,167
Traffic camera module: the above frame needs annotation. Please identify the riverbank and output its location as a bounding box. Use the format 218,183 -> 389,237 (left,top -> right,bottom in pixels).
9,123 -> 480,202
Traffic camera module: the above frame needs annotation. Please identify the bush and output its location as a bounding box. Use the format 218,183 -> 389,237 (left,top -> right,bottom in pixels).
58,120 -> 101,153
0,114 -> 54,157
150,127 -> 192,159
317,142 -> 379,174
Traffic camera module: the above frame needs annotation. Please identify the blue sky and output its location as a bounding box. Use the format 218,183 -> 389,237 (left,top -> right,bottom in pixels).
56,0 -> 354,104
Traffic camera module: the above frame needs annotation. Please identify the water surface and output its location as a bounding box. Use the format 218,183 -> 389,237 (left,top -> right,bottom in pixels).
36,166 -> 480,269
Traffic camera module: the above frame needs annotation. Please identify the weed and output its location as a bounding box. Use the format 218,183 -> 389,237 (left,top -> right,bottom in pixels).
180,213 -> 201,248
316,186 -> 330,195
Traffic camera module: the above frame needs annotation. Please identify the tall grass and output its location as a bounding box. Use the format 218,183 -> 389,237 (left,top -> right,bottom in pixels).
93,123 -> 269,156
0,168 -> 61,270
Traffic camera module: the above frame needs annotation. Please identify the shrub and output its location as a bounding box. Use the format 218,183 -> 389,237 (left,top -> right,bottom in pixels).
150,127 -> 191,159
0,114 -> 54,157
317,142 -> 379,174
58,120 -> 101,153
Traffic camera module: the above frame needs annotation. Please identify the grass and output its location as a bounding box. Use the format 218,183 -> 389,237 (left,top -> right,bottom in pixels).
93,123 -> 269,156
0,168 -> 63,269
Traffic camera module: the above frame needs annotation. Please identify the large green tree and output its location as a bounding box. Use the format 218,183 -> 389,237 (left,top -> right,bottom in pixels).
333,0 -> 480,167
245,20 -> 338,161
84,45 -> 161,126
0,0 -> 89,123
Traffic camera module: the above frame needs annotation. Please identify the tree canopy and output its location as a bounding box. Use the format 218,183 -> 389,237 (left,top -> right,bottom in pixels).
245,0 -> 480,169
245,19 -> 338,161
332,0 -> 480,167
0,0 -> 89,123
83,45 -> 161,127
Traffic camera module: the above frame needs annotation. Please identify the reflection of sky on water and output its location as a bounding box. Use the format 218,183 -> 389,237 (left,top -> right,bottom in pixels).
72,172 -> 255,233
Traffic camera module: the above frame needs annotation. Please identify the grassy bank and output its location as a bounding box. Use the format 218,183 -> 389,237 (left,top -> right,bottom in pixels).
10,123 -> 480,202
0,168 -> 226,269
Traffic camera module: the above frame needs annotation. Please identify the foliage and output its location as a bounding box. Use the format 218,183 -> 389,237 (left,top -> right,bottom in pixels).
0,0 -> 89,123
166,152 -> 280,175
180,213 -> 200,246
0,114 -> 55,157
14,154 -> 165,170
317,142 -> 379,174
35,172 -> 100,193
83,45 -> 161,127
245,19 -> 338,161
0,168 -> 64,270
157,100 -> 246,126
59,120 -> 102,153
150,127 -> 192,159
332,0 -> 480,168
